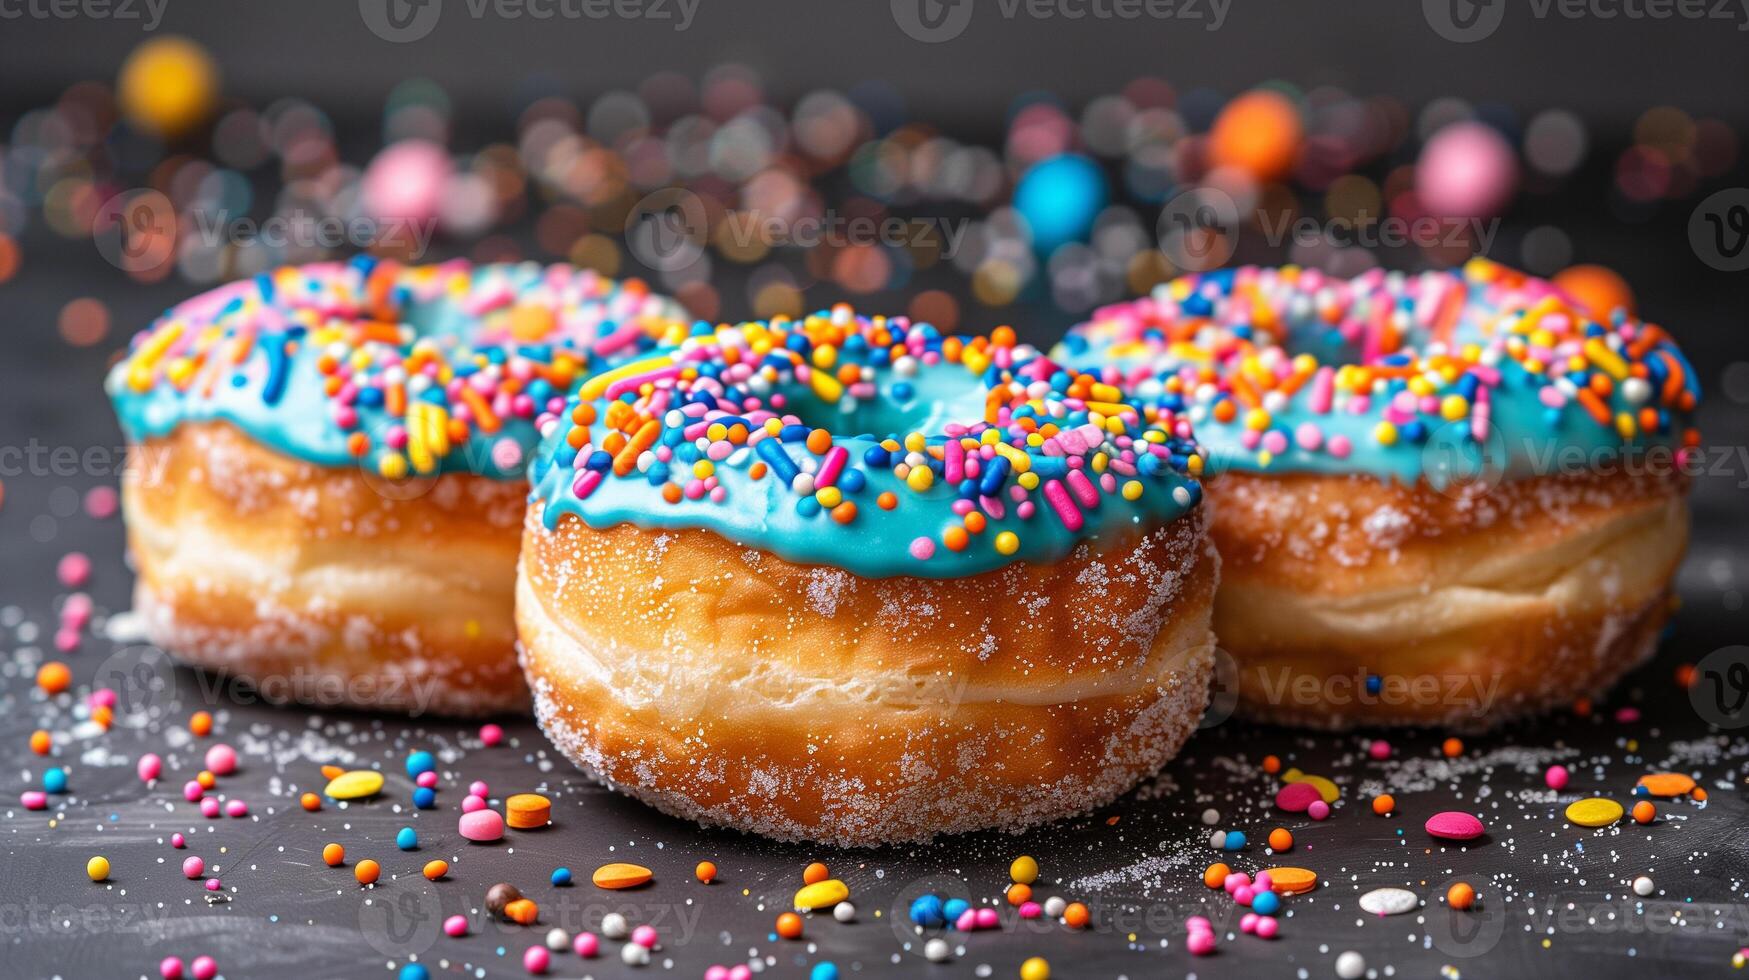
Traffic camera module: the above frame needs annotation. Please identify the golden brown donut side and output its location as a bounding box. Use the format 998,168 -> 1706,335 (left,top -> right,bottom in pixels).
1208,470 -> 1688,730
124,420 -> 529,716
516,505 -> 1219,846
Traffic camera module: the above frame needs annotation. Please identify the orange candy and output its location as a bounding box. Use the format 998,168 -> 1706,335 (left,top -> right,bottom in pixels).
695,861 -> 717,884
775,911 -> 803,940
1006,883 -> 1032,906
29,730 -> 51,755
36,662 -> 71,695
1268,828 -> 1294,852
323,843 -> 345,867
505,898 -> 539,925
189,711 -> 213,737
1208,90 -> 1304,181
505,793 -> 552,830
1261,755 -> 1281,775
1442,737 -> 1464,758
1447,882 -> 1476,910
1204,863 -> 1230,889
92,705 -> 113,728
1063,902 -> 1090,929
1632,800 -> 1657,824
423,860 -> 448,880
1372,794 -> 1395,816
355,859 -> 380,884
300,793 -> 321,812
802,862 -> 829,885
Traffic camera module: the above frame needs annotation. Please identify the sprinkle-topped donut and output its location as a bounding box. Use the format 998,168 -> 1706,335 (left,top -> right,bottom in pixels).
1055,258 -> 1701,487
531,306 -> 1208,578
108,258 -> 689,481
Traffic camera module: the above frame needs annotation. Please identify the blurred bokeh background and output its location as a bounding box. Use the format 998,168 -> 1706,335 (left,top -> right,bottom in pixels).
2,0 -> 1746,388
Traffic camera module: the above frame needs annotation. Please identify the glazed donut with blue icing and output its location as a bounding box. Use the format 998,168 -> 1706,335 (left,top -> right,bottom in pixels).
108,259 -> 687,715
1058,258 -> 1701,729
515,307 -> 1218,845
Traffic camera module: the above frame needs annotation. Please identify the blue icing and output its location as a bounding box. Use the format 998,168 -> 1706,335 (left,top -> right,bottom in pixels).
107,260 -> 688,480
532,314 -> 1207,580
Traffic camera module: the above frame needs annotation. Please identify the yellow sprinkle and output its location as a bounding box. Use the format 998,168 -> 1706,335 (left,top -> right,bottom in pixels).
994,531 -> 1019,555
906,466 -> 934,492
1373,421 -> 1398,446
1122,480 -> 1143,501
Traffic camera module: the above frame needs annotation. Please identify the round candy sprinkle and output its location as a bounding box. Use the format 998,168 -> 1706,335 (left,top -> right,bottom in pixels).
412,787 -> 436,809
593,862 -> 653,889
405,751 -> 435,777
1372,794 -> 1395,815
1359,887 -> 1419,916
204,744 -> 237,776
1307,800 -> 1330,821
1265,867 -> 1318,895
695,861 -> 716,884
1442,737 -> 1464,758
189,712 -> 213,737
1204,863 -> 1230,888
1336,950 -> 1366,979
775,911 -> 803,940
833,902 -> 856,922
552,867 -> 573,886
1566,797 -> 1625,827
1545,765 -> 1570,790
182,856 -> 204,878
190,958 -> 217,980
621,943 -> 650,966
506,793 -> 552,829
43,767 -> 68,793
1448,882 -> 1476,909
324,770 -> 384,800
36,662 -> 71,695
396,827 -> 418,850
300,793 -> 320,811
20,791 -> 47,810
459,809 -> 504,842
1633,875 -> 1655,896
1425,811 -> 1485,841
523,945 -> 549,974
600,912 -> 629,939
322,843 -> 344,867
545,928 -> 570,951
1010,855 -> 1039,884
573,932 -> 599,957
444,915 -> 468,937
811,964 -> 839,980
137,754 -> 162,781
923,937 -> 949,962
1633,800 -> 1657,824
400,966 -> 429,980
415,771 -> 439,789
87,855 -> 110,881
1367,739 -> 1391,760
1201,808 -> 1220,825
479,723 -> 504,746
1020,956 -> 1050,980
1268,828 -> 1294,852
631,924 -> 658,948
160,957 -> 183,979
803,861 -> 830,885
423,860 -> 447,880
1251,890 -> 1282,916
355,859 -> 380,885
171,833 -> 185,848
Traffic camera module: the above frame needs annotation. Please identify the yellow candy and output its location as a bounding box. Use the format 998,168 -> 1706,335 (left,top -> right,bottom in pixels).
323,770 -> 385,800
592,862 -> 653,890
1020,956 -> 1050,980
1281,770 -> 1339,803
87,856 -> 110,881
793,878 -> 850,910
994,531 -> 1020,556
1565,798 -> 1624,828
1010,855 -> 1039,885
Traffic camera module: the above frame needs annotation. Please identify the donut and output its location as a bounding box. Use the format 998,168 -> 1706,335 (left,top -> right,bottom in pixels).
108,259 -> 688,716
1058,259 -> 1700,729
516,308 -> 1218,845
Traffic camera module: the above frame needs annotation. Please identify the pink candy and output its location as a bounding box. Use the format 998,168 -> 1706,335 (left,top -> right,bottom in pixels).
1425,811 -> 1486,841
183,856 -> 205,878
444,915 -> 468,937
1017,901 -> 1041,919
480,723 -> 504,747
204,744 -> 237,776
458,808 -> 504,842
1546,765 -> 1570,790
171,833 -> 186,848
57,552 -> 91,588
573,932 -> 599,957
469,780 -> 489,797
205,878 -> 221,891
461,794 -> 487,813
416,771 -> 439,789
20,791 -> 47,810
631,924 -> 658,948
1186,930 -> 1217,955
200,798 -> 221,819
191,957 -> 217,980
523,946 -> 549,974
160,957 -> 184,979
84,485 -> 118,519
1274,782 -> 1321,812
183,781 -> 204,803
137,753 -> 162,782
1368,739 -> 1391,760
974,907 -> 998,929
225,799 -> 248,818
1308,800 -> 1331,821
1255,916 -> 1279,939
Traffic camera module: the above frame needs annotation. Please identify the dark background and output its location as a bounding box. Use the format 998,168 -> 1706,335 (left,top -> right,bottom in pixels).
3,3 -> 1749,979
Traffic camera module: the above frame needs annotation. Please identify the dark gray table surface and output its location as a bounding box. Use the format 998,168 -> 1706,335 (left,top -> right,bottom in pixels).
2,225 -> 1748,980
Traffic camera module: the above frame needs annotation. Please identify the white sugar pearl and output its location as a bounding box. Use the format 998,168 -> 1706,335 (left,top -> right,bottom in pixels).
545,928 -> 569,951
1201,808 -> 1220,825
833,902 -> 856,922
621,942 -> 650,966
1209,830 -> 1228,849
1043,896 -> 1066,918
1633,875 -> 1655,896
924,938 -> 951,962
1336,950 -> 1366,979
601,912 -> 629,939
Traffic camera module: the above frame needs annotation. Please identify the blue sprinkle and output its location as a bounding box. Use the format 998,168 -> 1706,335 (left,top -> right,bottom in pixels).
1251,890 -> 1281,916
943,898 -> 969,922
909,894 -> 945,927
412,787 -> 436,809
399,965 -> 429,980
810,964 -> 840,980
551,867 -> 573,887
405,751 -> 435,777
43,768 -> 67,793
396,827 -> 418,851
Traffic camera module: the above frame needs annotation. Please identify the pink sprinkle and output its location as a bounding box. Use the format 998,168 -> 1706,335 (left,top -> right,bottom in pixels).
225,799 -> 248,818
200,798 -> 221,819
461,794 -> 486,813
1308,800 -> 1330,821
908,537 -> 935,561
1425,811 -> 1485,841
1234,885 -> 1255,906
1186,915 -> 1211,932
1368,739 -> 1391,760
205,878 -> 222,891
171,833 -> 186,848
955,908 -> 977,930
183,781 -> 204,803
89,688 -> 116,709
191,956 -> 217,980
1064,469 -> 1101,509
1240,912 -> 1258,933
1187,930 -> 1216,955
54,630 -> 80,652
57,552 -> 91,588
631,924 -> 658,948
159,957 -> 184,980
469,780 -> 489,797
1327,434 -> 1353,459
416,771 -> 439,789
20,791 -> 47,810
573,932 -> 599,957
137,754 -> 162,782
523,945 -> 550,974
85,486 -> 118,519
1041,479 -> 1083,532
444,914 -> 468,937
205,744 -> 238,776
458,808 -> 504,842
815,446 -> 848,488
973,907 -> 999,929
479,723 -> 504,747
183,856 -> 205,878
1255,916 -> 1279,939
1615,707 -> 1641,723
1017,901 -> 1041,919
1545,765 -> 1569,791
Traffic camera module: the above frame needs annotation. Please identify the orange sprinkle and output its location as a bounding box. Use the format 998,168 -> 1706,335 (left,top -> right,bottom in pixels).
1204,863 -> 1230,888
1268,828 -> 1294,852
775,911 -> 803,940
1261,755 -> 1281,775
190,711 -> 214,737
29,730 -> 50,755
1442,737 -> 1463,758
323,843 -> 345,867
1006,883 -> 1032,906
1632,800 -> 1656,824
1447,882 -> 1475,910
695,861 -> 717,884
1372,794 -> 1395,816
505,898 -> 539,925
300,793 -> 321,811
877,491 -> 897,510
1063,902 -> 1090,929
942,526 -> 969,552
830,501 -> 857,524
803,862 -> 829,885
36,662 -> 71,695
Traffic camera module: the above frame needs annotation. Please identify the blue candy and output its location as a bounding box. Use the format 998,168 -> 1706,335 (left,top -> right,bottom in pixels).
396,827 -> 418,850
405,751 -> 435,777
